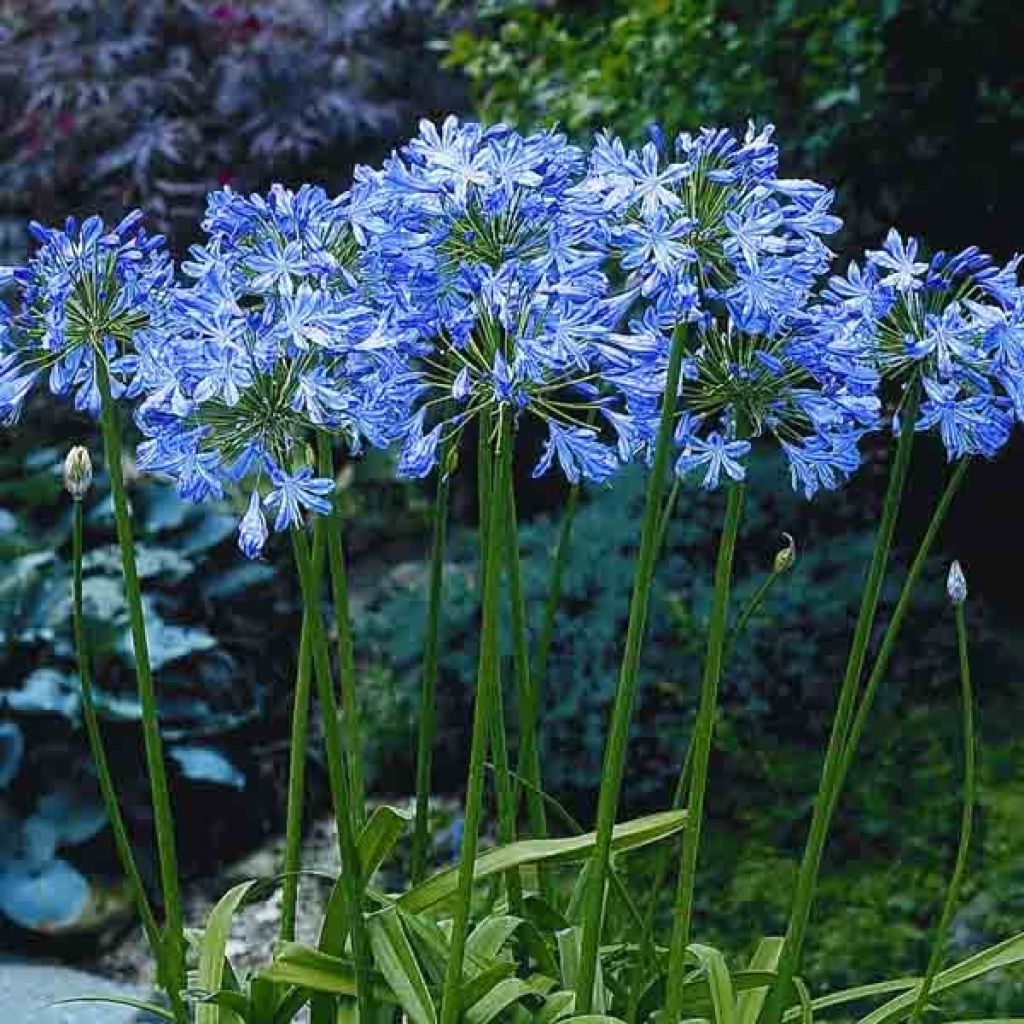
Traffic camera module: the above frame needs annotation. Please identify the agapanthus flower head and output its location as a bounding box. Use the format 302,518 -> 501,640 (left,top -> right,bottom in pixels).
577,122 -> 873,497
346,117 -> 632,484
652,310 -> 879,496
818,228 -> 1024,460
0,211 -> 172,422
135,184 -> 412,557
583,122 -> 842,331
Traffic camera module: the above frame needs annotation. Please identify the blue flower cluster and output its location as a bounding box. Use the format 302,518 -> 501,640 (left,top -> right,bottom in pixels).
818,229 -> 1024,459
346,117 -> 632,484
580,123 -> 877,495
0,213 -> 172,422
2,119 -> 1019,548
133,184 -> 412,557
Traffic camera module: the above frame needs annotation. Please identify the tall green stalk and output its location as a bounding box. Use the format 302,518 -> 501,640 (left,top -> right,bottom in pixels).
411,467 -> 452,885
438,419 -> 510,1024
533,480 -> 581,694
664,482 -> 746,1018
505,474 -> 549,850
317,433 -> 366,829
828,460 -> 969,820
96,363 -> 185,1003
70,491 -> 182,1020
763,393 -> 920,1024
575,323 -> 688,1013
280,524 -> 327,943
909,584 -> 975,1024
291,527 -> 373,1023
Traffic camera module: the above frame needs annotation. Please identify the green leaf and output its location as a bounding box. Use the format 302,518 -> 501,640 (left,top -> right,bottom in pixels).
465,977 -> 540,1024
197,880 -> 260,1024
261,943 -> 395,1003
536,989 -> 576,1024
367,907 -> 437,1024
50,996 -> 175,1021
737,937 -> 783,1024
689,944 -> 737,1024
358,804 -> 412,880
856,933 -> 1024,1024
399,810 -> 686,914
557,928 -> 607,1015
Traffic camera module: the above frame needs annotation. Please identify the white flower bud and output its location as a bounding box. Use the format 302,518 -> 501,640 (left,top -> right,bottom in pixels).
947,560 -> 967,605
774,533 -> 796,574
64,446 -> 93,500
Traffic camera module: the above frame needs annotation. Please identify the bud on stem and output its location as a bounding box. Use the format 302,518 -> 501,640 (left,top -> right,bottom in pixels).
774,533 -> 796,574
947,560 -> 967,605
64,446 -> 93,500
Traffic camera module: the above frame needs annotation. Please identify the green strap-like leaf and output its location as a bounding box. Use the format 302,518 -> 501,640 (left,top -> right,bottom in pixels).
358,805 -> 413,880
465,977 -> 541,1024
536,989 -> 577,1024
781,979 -> 917,1021
368,907 -> 437,1024
467,915 -> 523,963
857,933 -> 1024,1024
557,927 -> 607,1014
689,944 -> 738,1024
260,942 -> 395,1003
50,997 -> 175,1021
737,938 -> 784,1024
399,810 -> 686,914
197,879 -> 261,1024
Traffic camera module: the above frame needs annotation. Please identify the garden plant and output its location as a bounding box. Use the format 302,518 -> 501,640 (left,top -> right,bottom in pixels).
0,115 -> 1021,1024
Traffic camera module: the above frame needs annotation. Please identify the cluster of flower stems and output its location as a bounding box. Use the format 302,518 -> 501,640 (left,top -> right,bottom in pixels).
66,324 -> 976,1024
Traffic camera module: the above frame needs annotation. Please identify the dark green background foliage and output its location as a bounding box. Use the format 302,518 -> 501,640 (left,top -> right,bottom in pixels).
359,449 -> 1014,811
448,0 -> 1024,256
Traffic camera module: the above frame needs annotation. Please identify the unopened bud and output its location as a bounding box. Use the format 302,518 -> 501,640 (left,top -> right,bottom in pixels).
947,560 -> 967,605
774,533 -> 796,574
64,446 -> 93,500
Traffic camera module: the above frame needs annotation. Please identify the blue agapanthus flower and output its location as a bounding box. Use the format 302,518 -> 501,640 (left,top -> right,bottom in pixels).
345,117 -> 632,484
583,123 -> 876,496
817,229 -> 1023,460
0,212 -> 172,423
134,184 -> 412,558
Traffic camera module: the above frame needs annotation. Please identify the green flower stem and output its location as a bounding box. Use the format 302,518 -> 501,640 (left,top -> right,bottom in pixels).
664,481 -> 746,1019
280,524 -> 327,944
655,477 -> 682,556
71,497 -> 179,1019
763,390 -> 921,1024
96,362 -> 185,1002
477,432 -> 522,910
489,667 -> 524,915
533,479 -> 581,694
575,322 -> 688,1013
724,563 -> 784,657
317,433 -> 366,829
410,467 -> 452,885
505,474 -> 550,861
438,420 -> 510,1024
829,459 -> 969,821
291,526 -> 373,1024
909,596 -> 976,1024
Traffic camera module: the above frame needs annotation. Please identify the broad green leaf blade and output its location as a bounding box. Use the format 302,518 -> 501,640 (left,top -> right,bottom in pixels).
358,805 -> 413,880
689,944 -> 738,1024
673,971 -> 778,1020
458,962 -> 519,1012
536,989 -> 576,1024
465,977 -> 539,1024
737,937 -> 784,1024
50,997 -> 175,1021
198,880 -> 260,1024
368,907 -> 437,1024
466,915 -> 522,963
858,933 -> 1024,1024
557,1016 -> 627,1024
399,811 -> 686,914
782,980 -> 917,1020
271,987 -> 313,1024
557,928 -> 607,1015
260,942 -> 395,1004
